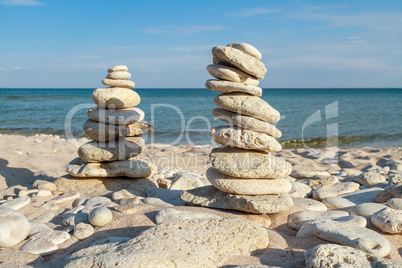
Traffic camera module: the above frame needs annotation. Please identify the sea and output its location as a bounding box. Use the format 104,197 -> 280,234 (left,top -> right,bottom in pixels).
0,88 -> 401,148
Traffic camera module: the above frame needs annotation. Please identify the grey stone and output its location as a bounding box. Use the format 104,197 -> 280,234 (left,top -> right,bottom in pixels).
155,208 -> 221,224
310,218 -> 391,257
74,222 -> 94,240
287,210 -> 349,230
86,106 -> 144,125
92,87 -> 140,109
210,146 -> 291,179
387,198 -> 402,210
210,126 -> 282,152
143,197 -> 173,206
145,188 -> 185,206
21,238 -> 58,256
214,93 -> 280,123
291,197 -> 327,211
0,208 -> 31,247
63,218 -> 269,267
181,186 -> 293,214
347,202 -> 389,218
312,182 -> 360,201
89,207 -> 113,227
322,187 -> 383,210
206,167 -> 291,195
206,79 -> 262,96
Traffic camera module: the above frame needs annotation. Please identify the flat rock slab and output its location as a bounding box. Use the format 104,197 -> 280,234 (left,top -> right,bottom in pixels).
213,109 -> 282,141
181,186 -> 293,214
322,187 -> 383,210
206,79 -> 262,96
387,198 -> 402,210
227,42 -> 262,60
212,46 -> 267,79
86,107 -> 144,125
305,244 -> 401,268
83,120 -> 154,141
108,65 -> 128,72
291,197 -> 327,211
207,64 -> 259,85
102,78 -> 135,89
354,172 -> 386,186
371,207 -> 402,234
66,158 -> 156,178
210,146 -> 291,179
312,182 -> 360,200
206,167 -> 291,195
145,188 -> 185,206
0,196 -> 30,210
92,88 -> 140,109
214,93 -> 280,123
347,202 -> 389,217
310,218 -> 391,257
155,208 -> 221,224
62,218 -> 269,267
210,126 -> 281,152
0,208 -> 31,248
288,210 -> 349,230
375,183 -> 402,203
291,170 -> 331,179
78,137 -> 145,162
106,71 -> 131,80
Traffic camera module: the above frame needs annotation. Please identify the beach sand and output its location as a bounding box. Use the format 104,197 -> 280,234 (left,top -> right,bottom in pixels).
0,134 -> 401,267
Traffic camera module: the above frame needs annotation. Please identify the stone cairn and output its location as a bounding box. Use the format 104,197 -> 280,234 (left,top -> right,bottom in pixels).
181,43 -> 294,214
66,65 -> 156,181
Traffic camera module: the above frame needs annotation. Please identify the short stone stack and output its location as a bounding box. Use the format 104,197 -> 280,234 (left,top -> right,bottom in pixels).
66,65 -> 156,180
181,43 -> 293,214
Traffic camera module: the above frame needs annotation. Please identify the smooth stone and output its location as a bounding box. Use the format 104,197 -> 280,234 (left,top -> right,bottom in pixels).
29,222 -> 52,235
212,108 -> 281,138
21,238 -> 58,256
81,196 -> 115,213
206,79 -> 262,96
35,189 -> 52,197
0,208 -> 31,247
227,42 -> 262,60
155,208 -> 221,224
297,215 -> 367,238
18,189 -> 38,197
74,222 -> 94,240
53,191 -> 80,204
89,207 -> 113,227
210,126 -> 282,152
312,182 -> 360,201
102,78 -> 135,89
212,46 -> 267,79
54,176 -> 157,196
112,189 -> 138,201
62,218 -> 269,267
33,180 -> 57,191
83,120 -> 153,141
89,237 -> 131,247
322,187 -> 383,210
92,88 -> 140,109
305,244 -> 401,268
106,71 -> 131,80
107,65 -> 128,72
66,158 -> 156,178
207,64 -> 259,85
308,176 -> 340,189
114,203 -> 151,214
210,147 -> 290,179
32,212 -> 54,224
181,186 -> 293,214
291,169 -> 331,179
291,197 -> 327,211
214,93 -> 280,123
0,196 -> 30,210
289,182 -> 312,198
310,218 -> 391,257
387,198 -> 402,210
371,207 -> 402,234
375,183 -> 402,203
62,212 -> 88,226
287,210 -> 349,230
347,202 -> 389,218
355,172 -> 386,186
143,197 -> 173,206
30,229 -> 70,245
78,137 -> 145,162
145,188 -> 185,206
86,106 -> 144,125
169,172 -> 206,191
206,167 -> 291,195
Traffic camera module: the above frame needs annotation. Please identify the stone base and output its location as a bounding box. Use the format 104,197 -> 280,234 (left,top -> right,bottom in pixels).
180,186 -> 293,214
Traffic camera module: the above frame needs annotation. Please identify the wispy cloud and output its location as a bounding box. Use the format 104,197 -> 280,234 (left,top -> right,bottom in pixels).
143,25 -> 227,35
0,68 -> 5,71
0,0 -> 45,6
11,66 -> 22,70
226,8 -> 278,18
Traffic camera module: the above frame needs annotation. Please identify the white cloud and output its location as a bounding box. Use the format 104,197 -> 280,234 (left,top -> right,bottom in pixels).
0,68 -> 5,71
143,25 -> 227,35
0,0 -> 45,6
11,66 -> 22,70
226,8 -> 278,18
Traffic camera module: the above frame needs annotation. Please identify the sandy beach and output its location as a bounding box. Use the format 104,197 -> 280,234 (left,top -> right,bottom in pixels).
0,133 -> 401,267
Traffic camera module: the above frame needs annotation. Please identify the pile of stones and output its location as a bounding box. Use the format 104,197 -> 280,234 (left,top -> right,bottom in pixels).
181,43 -> 294,214
66,65 -> 156,180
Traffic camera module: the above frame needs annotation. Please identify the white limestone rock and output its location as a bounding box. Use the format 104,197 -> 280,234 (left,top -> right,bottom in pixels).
206,79 -> 262,96
207,64 -> 259,85
287,210 -> 349,230
371,207 -> 402,234
86,106 -> 144,125
0,208 -> 31,247
227,42 -> 262,60
312,182 -> 360,201
92,87 -> 140,109
89,207 -> 113,227
155,208 -> 221,224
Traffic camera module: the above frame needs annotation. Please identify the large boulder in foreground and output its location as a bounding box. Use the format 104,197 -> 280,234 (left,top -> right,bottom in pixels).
62,218 -> 269,267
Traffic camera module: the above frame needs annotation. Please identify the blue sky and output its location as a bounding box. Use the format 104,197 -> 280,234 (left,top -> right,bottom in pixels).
1,0 -> 401,88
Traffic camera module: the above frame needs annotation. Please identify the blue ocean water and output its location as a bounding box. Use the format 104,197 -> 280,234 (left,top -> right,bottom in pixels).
0,88 -> 401,148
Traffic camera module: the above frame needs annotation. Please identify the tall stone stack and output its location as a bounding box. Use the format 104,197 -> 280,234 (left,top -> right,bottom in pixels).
66,65 -> 156,180
181,43 -> 294,214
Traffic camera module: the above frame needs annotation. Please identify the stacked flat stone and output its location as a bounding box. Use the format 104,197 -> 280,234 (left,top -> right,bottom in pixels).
192,43 -> 293,214
66,65 -> 156,179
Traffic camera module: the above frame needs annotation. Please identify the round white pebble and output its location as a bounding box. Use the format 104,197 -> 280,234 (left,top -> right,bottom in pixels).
88,207 -> 113,227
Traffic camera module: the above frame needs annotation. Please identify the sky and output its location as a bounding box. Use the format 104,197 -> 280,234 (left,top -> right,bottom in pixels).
0,0 -> 402,88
